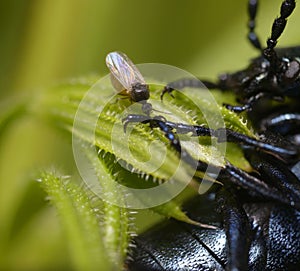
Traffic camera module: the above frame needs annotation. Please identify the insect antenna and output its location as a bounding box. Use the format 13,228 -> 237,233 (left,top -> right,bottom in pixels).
248,0 -> 262,50
263,0 -> 296,69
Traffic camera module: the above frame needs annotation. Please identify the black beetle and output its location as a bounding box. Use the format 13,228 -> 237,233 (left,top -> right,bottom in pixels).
126,187 -> 300,271
162,0 -> 300,113
125,135 -> 300,270
124,112 -> 300,270
124,1 -> 300,270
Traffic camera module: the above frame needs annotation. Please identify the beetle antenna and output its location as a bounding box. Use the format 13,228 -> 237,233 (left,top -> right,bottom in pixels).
263,0 -> 296,69
248,0 -> 262,50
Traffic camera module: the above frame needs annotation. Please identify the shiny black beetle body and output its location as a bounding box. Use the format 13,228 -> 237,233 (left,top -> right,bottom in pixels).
127,192 -> 300,271
215,46 -> 300,112
125,135 -> 300,270
124,110 -> 300,270
125,1 -> 300,270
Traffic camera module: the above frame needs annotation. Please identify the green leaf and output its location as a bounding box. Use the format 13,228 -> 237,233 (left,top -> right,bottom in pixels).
2,72 -> 259,270
38,75 -> 255,213
80,145 -> 131,262
39,171 -> 119,271
151,199 -> 217,229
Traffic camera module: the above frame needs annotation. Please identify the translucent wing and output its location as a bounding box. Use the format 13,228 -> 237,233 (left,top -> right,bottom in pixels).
106,52 -> 145,91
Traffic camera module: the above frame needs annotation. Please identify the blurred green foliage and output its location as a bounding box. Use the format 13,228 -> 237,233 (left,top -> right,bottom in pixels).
0,0 -> 300,270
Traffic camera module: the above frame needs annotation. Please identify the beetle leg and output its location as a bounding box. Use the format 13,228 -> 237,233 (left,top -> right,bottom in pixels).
223,103 -> 251,113
160,119 -> 299,160
259,112 -> 300,136
223,92 -> 270,113
244,149 -> 300,206
161,78 -> 203,100
161,78 -> 224,100
258,130 -> 300,162
216,186 -> 251,271
122,114 -> 150,132
160,79 -> 275,114
221,162 -> 300,209
122,115 -> 210,172
122,115 -> 300,208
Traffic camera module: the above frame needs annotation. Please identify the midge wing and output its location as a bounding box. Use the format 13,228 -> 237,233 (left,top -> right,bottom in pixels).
106,52 -> 146,91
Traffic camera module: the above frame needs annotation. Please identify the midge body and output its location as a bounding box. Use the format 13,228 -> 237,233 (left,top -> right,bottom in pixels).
106,51 -> 152,114
124,0 -> 300,270
162,0 -> 300,112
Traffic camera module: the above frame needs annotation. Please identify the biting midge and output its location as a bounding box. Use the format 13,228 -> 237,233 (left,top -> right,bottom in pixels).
106,51 -> 152,115
162,0 -> 300,113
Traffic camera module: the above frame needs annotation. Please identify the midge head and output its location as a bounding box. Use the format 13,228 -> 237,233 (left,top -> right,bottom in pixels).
105,51 -> 150,103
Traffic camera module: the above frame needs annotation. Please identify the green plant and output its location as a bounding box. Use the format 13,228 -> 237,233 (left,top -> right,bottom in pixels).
0,74 -> 253,270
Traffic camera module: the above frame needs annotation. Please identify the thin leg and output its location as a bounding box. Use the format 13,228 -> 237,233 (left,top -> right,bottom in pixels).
123,115 -> 298,161
161,78 -> 223,100
223,92 -> 268,113
223,162 -> 300,209
162,119 -> 298,159
217,186 -> 251,271
161,78 -> 269,113
245,149 -> 300,204
223,87 -> 286,112
222,103 -> 251,113
122,115 -> 300,209
122,114 -> 208,172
